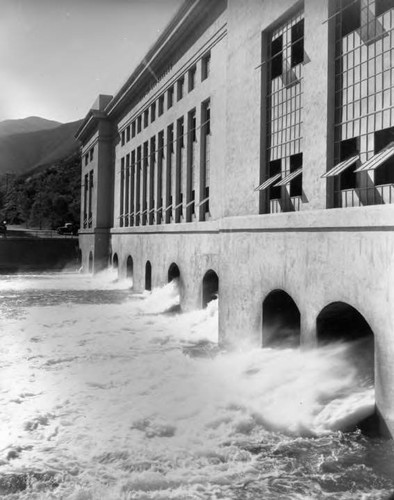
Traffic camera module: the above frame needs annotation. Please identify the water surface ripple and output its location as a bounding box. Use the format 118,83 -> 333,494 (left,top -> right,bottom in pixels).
0,271 -> 393,499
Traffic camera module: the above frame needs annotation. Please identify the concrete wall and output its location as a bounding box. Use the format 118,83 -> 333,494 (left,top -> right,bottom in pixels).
108,204 -> 394,435
79,230 -> 111,274
0,239 -> 80,273
110,221 -> 219,311
218,205 -> 394,435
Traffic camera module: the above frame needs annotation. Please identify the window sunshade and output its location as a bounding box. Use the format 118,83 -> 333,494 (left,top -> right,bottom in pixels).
354,142 -> 394,172
254,173 -> 282,191
321,155 -> 359,178
274,168 -> 302,186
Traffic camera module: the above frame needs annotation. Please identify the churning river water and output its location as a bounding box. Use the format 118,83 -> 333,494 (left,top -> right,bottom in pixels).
0,271 -> 394,500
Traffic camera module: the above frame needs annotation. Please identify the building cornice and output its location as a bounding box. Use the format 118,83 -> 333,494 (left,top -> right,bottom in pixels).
75,109 -> 109,143
105,0 -> 227,118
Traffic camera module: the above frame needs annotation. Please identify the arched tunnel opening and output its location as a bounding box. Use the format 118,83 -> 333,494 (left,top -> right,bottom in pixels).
317,302 -> 377,436
112,253 -> 119,269
262,290 -> 300,348
145,261 -> 152,291
202,270 -> 219,308
317,302 -> 373,344
126,256 -> 133,280
165,263 -> 181,313
88,252 -> 93,273
168,263 -> 180,283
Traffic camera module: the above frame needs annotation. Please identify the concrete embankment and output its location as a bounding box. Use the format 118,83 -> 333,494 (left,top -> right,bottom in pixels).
0,238 -> 80,273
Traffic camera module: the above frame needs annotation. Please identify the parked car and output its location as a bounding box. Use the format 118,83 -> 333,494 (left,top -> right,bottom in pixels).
57,223 -> 78,235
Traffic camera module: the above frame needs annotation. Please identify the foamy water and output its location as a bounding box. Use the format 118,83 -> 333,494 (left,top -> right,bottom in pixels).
0,272 -> 393,499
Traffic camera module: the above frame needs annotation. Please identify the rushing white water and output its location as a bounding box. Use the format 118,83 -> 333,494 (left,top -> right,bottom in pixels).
0,271 -> 393,500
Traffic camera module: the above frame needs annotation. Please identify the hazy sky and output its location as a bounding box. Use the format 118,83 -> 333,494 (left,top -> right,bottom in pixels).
0,0 -> 183,123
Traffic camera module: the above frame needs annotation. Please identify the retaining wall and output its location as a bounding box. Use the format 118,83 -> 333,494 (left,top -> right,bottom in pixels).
0,238 -> 80,273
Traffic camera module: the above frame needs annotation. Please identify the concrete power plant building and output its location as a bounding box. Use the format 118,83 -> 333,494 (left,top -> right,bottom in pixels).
76,0 -> 394,436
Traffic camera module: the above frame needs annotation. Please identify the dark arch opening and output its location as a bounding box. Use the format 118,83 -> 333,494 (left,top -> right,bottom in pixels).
168,263 -> 180,283
202,270 -> 219,308
317,302 -> 373,344
76,248 -> 82,266
145,261 -> 152,291
88,252 -> 93,273
112,253 -> 119,269
126,256 -> 133,279
262,290 -> 300,347
317,302 -> 377,436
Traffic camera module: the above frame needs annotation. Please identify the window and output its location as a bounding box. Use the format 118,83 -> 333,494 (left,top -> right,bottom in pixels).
142,141 -> 148,225
137,115 -> 142,133
126,126 -> 130,142
200,99 -> 211,219
187,109 -> 197,222
136,147 -> 141,226
291,19 -> 304,67
289,153 -> 303,196
375,0 -> 392,17
151,102 -> 156,123
201,52 -> 211,81
120,157 -> 125,227
167,124 -> 174,223
157,130 -> 165,224
144,109 -> 149,128
85,154 -> 88,166
177,116 -> 184,148
158,95 -> 164,116
168,124 -> 174,154
121,130 -> 125,146
177,77 -> 184,101
83,173 -> 88,227
189,108 -> 197,142
374,127 -> 394,185
88,171 -> 93,228
168,86 -> 174,109
89,148 -> 94,161
130,150 -> 135,226
271,35 -> 283,79
176,117 -> 184,222
149,136 -> 156,225
200,100 -> 211,136
132,121 -> 136,138
341,0 -> 361,37
188,65 -> 196,91
264,11 -> 304,214
332,0 -> 394,207
339,138 -> 358,189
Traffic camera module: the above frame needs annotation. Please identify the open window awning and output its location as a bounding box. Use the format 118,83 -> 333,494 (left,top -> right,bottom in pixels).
354,142 -> 394,172
321,155 -> 359,178
254,173 -> 282,191
274,168 -> 303,186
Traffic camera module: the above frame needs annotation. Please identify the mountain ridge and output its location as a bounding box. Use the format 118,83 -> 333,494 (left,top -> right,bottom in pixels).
0,118 -> 83,176
0,116 -> 62,137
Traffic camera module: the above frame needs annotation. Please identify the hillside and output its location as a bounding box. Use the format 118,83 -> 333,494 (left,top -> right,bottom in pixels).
0,116 -> 61,137
0,152 -> 81,228
0,119 -> 83,176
